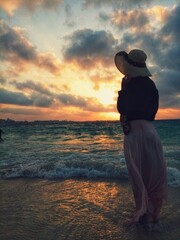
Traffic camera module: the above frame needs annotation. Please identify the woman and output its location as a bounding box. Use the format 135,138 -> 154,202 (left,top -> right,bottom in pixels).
115,49 -> 167,230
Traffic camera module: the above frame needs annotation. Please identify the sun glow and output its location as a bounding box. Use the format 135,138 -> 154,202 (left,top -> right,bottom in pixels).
96,88 -> 115,106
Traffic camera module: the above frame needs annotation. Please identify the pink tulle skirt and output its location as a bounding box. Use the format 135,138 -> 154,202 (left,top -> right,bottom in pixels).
124,120 -> 167,222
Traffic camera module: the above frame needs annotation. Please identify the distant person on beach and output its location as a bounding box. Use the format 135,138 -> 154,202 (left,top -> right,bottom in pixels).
0,129 -> 4,141
114,49 -> 167,230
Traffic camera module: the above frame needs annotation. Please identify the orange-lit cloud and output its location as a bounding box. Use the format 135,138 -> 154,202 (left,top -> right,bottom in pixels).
111,9 -> 149,33
89,69 -> 117,90
110,5 -> 173,35
0,0 -> 64,16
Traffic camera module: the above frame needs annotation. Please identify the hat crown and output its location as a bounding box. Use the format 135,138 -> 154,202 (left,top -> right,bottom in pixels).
128,49 -> 147,63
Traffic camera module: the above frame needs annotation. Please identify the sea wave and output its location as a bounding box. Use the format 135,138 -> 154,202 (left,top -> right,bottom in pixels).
0,160 -> 128,179
0,161 -> 179,188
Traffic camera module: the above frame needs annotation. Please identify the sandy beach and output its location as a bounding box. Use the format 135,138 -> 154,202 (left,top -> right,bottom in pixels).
0,179 -> 179,240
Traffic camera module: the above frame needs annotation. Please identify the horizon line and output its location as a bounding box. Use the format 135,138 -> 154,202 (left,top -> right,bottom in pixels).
0,118 -> 179,123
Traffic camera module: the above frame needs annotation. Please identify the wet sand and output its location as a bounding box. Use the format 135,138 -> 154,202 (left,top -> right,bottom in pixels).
0,179 -> 179,240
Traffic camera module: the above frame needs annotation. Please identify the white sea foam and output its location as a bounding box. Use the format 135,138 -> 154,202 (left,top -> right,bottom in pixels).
1,160 -> 179,188
2,159 -> 128,180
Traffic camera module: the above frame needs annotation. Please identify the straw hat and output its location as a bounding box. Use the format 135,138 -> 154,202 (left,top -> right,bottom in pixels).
114,49 -> 152,77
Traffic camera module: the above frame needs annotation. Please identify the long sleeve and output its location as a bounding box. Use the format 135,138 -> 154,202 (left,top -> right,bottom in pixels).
117,77 -> 159,121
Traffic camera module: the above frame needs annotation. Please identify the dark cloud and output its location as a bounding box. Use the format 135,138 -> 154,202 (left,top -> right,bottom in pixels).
57,93 -> 114,112
0,20 -> 36,61
11,80 -> 81,107
0,88 -> 33,106
0,20 -> 61,74
11,80 -> 52,96
57,93 -> 87,107
31,93 -> 53,107
156,70 -> 180,109
0,85 -> 113,113
63,29 -> 117,68
158,4 -> 180,71
0,88 -> 53,107
161,4 -> 180,44
10,79 -> 55,107
112,4 -> 180,67
156,45 -> 180,72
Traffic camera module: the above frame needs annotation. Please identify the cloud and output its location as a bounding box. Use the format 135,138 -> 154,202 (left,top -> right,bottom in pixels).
0,21 -> 36,61
99,11 -> 110,22
89,70 -> 117,90
0,107 -> 41,115
0,88 -> 33,106
4,79 -> 55,107
111,4 -> 180,66
8,79 -> 98,110
64,3 -> 76,27
0,76 -> 7,84
0,20 -> 61,74
57,93 -> 87,107
38,52 -> 62,74
83,0 -> 156,9
31,93 -> 53,107
160,4 -> 180,43
111,9 -> 149,32
158,4 -> 180,71
63,29 -> 117,69
57,93 -> 114,112
156,70 -> 180,109
0,0 -> 64,16
0,88 -> 53,107
0,83 -> 114,113
11,80 -> 52,96
0,0 -> 156,16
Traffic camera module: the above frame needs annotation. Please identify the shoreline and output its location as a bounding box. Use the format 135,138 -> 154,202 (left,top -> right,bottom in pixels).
0,178 -> 180,240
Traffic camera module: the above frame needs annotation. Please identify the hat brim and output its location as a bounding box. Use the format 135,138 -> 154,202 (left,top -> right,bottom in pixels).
114,53 -> 152,77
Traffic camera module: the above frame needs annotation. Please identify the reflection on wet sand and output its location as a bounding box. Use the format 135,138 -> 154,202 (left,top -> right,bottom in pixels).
0,179 -> 179,240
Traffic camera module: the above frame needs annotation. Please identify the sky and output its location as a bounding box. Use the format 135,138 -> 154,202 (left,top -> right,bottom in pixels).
0,0 -> 179,121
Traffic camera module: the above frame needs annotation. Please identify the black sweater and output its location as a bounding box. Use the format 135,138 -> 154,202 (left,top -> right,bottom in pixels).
117,77 -> 159,121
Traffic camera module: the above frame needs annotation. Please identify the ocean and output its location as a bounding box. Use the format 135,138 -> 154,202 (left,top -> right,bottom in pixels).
0,120 -> 179,187
0,119 -> 180,240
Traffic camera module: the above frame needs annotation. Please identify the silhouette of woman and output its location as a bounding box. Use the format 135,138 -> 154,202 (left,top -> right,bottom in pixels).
115,49 -> 167,230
